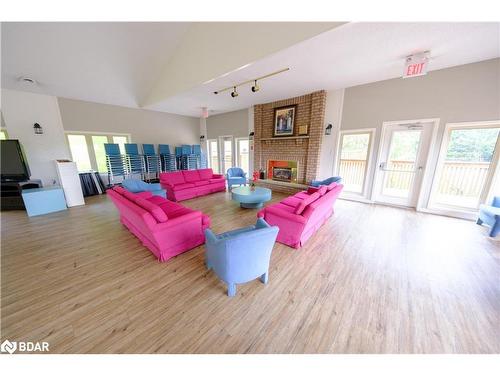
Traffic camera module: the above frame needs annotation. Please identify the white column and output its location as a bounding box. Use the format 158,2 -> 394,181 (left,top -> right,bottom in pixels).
199,117 -> 207,155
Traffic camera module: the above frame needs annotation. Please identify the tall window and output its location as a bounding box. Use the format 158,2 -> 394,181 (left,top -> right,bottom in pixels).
236,137 -> 250,175
67,134 -> 92,171
66,132 -> 130,172
337,131 -> 373,194
430,123 -> 500,210
207,139 -> 219,174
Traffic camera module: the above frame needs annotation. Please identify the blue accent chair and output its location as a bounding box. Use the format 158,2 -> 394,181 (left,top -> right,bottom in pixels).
122,178 -> 166,198
226,167 -> 247,190
310,176 -> 342,187
477,196 -> 500,237
204,218 -> 279,297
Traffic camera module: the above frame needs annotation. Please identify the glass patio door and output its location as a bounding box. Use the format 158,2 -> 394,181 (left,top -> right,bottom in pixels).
207,139 -> 220,174
219,136 -> 234,175
236,137 -> 250,175
373,121 -> 433,207
429,123 -> 500,211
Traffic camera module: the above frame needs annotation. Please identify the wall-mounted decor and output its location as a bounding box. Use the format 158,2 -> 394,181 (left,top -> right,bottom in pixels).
298,124 -> 308,136
274,105 -> 296,137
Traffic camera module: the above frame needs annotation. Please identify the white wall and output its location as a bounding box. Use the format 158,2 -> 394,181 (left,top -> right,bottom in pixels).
58,97 -> 199,146
318,89 -> 344,180
341,58 -> 500,203
206,109 -> 249,139
1,89 -> 71,186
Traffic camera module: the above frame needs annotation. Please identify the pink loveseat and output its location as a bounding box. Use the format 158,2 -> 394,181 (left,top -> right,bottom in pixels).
108,186 -> 211,262
257,182 -> 343,248
160,169 -> 225,202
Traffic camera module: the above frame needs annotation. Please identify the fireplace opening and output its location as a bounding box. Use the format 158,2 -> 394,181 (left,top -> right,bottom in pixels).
267,160 -> 299,183
273,167 -> 293,182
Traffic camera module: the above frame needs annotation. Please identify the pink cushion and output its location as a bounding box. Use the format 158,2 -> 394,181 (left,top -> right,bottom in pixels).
326,182 -> 338,191
307,187 -> 319,194
273,203 -> 297,214
123,190 -> 139,202
172,183 -> 196,191
113,186 -> 126,195
280,196 -> 303,208
166,206 -> 194,219
161,171 -> 185,185
317,185 -> 328,196
182,170 -> 200,183
158,200 -> 186,214
194,180 -> 210,186
294,191 -> 310,200
198,168 -> 213,180
135,197 -> 168,223
147,195 -> 167,205
294,192 -> 321,215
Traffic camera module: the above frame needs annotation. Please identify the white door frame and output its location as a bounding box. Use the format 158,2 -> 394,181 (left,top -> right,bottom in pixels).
336,128 -> 376,201
235,136 -> 250,174
371,118 -> 440,208
425,120 -> 500,219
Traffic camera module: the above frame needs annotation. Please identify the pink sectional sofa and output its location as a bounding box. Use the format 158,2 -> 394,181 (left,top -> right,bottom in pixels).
160,168 -> 225,202
257,182 -> 343,248
108,186 -> 210,262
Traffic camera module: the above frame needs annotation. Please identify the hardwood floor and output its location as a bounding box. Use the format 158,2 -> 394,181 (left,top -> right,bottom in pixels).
1,191 -> 499,353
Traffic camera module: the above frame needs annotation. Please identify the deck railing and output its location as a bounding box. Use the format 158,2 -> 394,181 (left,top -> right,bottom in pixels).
339,159 -> 489,196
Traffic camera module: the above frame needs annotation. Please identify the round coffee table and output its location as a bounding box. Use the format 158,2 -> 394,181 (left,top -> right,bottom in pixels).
231,186 -> 272,208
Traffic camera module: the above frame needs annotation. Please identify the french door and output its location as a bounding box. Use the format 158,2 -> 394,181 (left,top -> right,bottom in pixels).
373,120 -> 435,207
207,139 -> 220,174
429,121 -> 500,212
219,136 -> 234,175
235,137 -> 250,175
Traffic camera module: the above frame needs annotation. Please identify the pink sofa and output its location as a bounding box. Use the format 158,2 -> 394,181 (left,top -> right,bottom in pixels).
160,169 -> 225,202
108,186 -> 211,262
257,182 -> 343,248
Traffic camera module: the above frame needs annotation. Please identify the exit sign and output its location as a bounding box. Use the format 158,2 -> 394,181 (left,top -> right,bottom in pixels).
403,52 -> 429,79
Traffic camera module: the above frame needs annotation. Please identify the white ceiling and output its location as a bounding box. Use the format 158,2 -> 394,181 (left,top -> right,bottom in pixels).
1,22 -> 190,107
148,22 -> 500,116
2,22 -> 499,118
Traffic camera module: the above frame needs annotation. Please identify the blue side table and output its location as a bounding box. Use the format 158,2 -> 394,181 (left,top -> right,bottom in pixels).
231,186 -> 272,208
22,186 -> 67,217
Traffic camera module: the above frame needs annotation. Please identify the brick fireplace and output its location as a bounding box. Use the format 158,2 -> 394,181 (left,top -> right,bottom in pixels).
253,90 -> 326,193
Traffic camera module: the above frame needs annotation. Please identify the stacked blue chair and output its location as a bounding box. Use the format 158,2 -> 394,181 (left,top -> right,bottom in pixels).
124,143 -> 146,179
159,144 -> 176,172
105,143 -> 126,185
477,196 -> 500,237
192,144 -> 207,169
142,144 -> 161,181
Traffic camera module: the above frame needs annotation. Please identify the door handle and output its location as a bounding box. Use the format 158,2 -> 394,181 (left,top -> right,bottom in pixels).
379,162 -> 386,170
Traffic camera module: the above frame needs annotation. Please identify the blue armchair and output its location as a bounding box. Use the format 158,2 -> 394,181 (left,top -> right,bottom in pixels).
122,178 -> 166,198
204,218 -> 279,297
477,196 -> 500,237
310,176 -> 342,187
226,167 -> 247,190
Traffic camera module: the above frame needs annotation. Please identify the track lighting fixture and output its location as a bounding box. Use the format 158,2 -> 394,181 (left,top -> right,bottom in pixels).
214,67 -> 289,98
251,80 -> 259,92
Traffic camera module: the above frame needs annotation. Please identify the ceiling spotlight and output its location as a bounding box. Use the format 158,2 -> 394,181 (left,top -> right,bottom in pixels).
231,87 -> 238,98
251,80 -> 260,92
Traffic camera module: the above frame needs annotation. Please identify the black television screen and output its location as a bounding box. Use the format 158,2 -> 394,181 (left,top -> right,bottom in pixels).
1,140 -> 31,182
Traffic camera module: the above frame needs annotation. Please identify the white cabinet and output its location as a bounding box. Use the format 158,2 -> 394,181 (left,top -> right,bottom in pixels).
54,161 -> 85,207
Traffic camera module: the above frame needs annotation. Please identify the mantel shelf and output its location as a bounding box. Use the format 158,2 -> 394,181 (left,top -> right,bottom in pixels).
260,136 -> 310,141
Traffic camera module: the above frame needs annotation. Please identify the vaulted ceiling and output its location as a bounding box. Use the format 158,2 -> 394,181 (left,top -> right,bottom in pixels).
2,22 -> 499,117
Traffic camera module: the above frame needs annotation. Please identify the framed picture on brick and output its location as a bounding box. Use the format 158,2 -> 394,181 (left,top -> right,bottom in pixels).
274,105 -> 296,137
